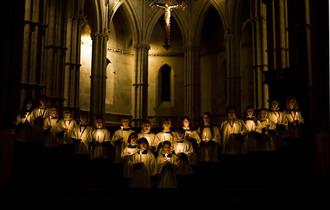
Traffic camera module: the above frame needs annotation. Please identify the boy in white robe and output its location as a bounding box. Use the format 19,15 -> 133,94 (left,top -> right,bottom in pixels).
138,120 -> 156,151
243,106 -> 259,153
219,107 -> 248,155
121,132 -> 139,179
15,98 -> 33,143
284,97 -> 304,140
156,141 -> 179,188
129,138 -> 156,188
173,128 -> 193,175
256,108 -> 275,152
43,107 -> 60,148
111,118 -> 134,163
31,95 -> 50,143
91,116 -> 111,159
268,100 -> 288,148
181,117 -> 200,165
154,119 -> 176,154
197,112 -> 221,162
71,111 -> 93,156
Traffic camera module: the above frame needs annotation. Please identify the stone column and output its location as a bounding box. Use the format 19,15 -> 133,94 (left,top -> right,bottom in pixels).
132,43 -> 150,127
225,32 -> 241,110
183,42 -> 199,126
20,0 -> 45,105
90,32 -> 108,119
64,2 -> 85,113
278,0 -> 289,68
42,0 -> 66,107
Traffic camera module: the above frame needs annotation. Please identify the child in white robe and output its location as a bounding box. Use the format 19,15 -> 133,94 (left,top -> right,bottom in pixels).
284,97 -> 304,140
71,111 -> 93,156
256,108 -> 275,152
138,120 -> 156,151
173,128 -> 193,175
244,106 -> 260,153
15,98 -> 33,143
129,138 -> 156,188
91,116 -> 111,159
111,118 -> 134,163
219,107 -> 248,155
156,141 -> 179,188
197,112 -> 221,162
43,107 -> 60,148
121,132 -> 139,178
154,119 -> 176,154
268,100 -> 288,148
181,117 -> 200,166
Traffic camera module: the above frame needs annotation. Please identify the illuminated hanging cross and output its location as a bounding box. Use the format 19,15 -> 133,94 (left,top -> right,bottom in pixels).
150,0 -> 187,50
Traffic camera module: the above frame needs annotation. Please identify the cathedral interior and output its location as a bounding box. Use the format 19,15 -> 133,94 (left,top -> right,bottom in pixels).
1,0 -> 329,208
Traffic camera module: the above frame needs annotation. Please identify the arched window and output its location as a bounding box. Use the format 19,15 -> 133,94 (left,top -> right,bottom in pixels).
159,64 -> 171,102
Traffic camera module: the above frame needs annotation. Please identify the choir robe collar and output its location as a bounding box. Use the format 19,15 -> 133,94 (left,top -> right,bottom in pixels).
121,126 -> 131,131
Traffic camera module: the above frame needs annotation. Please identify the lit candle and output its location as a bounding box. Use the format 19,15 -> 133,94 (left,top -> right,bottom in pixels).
294,112 -> 299,121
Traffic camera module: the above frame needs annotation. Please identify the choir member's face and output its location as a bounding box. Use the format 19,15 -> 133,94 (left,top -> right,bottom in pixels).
183,119 -> 190,127
163,121 -> 171,130
260,110 -> 267,120
163,144 -> 171,154
80,115 -> 88,124
247,109 -> 254,117
121,119 -> 129,128
143,123 -> 151,132
203,115 -> 210,124
139,142 -> 147,150
176,131 -> 184,139
227,110 -> 236,120
64,111 -> 72,120
288,99 -> 296,110
130,136 -> 137,145
50,108 -> 57,118
271,101 -> 279,111
95,119 -> 103,129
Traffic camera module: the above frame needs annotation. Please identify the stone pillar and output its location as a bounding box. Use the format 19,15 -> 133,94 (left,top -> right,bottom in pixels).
225,32 -> 241,110
252,0 -> 269,109
20,0 -> 45,105
41,0 -> 67,108
64,1 -> 85,114
278,0 -> 289,68
132,43 -> 150,127
184,42 -> 199,126
90,32 -> 108,119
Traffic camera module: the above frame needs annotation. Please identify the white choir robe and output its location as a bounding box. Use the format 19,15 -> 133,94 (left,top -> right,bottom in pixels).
285,111 -> 304,139
129,150 -> 156,188
138,132 -> 156,148
43,117 -> 60,147
245,119 -> 259,152
154,131 -> 175,153
71,124 -> 93,155
31,107 -> 50,142
172,139 -> 193,175
121,146 -> 139,178
111,128 -> 134,163
256,120 -> 275,152
220,120 -> 248,155
197,126 -> 220,162
91,128 -> 111,159
268,111 -> 287,148
156,154 -> 179,188
183,128 -> 201,165
15,112 -> 33,143
57,119 -> 76,144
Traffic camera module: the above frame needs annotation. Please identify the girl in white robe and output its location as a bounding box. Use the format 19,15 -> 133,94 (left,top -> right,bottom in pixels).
129,138 -> 156,188
197,112 -> 221,162
156,141 -> 179,188
111,118 -> 134,163
219,107 -> 248,155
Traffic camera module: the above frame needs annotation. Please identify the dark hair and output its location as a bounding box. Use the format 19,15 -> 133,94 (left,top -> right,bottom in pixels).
162,140 -> 171,147
199,112 -> 214,138
138,137 -> 149,145
128,132 -> 138,144
285,97 -> 300,112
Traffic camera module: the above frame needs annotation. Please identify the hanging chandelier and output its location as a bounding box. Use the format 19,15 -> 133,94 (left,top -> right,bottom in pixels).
149,0 -> 189,50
